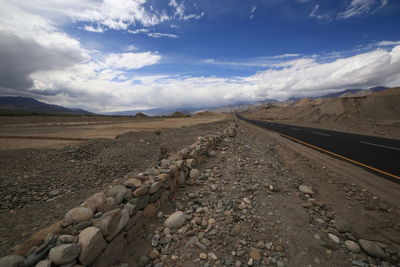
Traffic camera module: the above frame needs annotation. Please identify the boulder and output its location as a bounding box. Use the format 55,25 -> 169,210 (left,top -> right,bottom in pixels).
98,197 -> 118,213
65,207 -> 94,223
133,185 -> 149,197
92,208 -> 121,237
108,185 -> 128,198
91,233 -> 127,267
123,178 -> 142,189
107,208 -> 129,241
78,227 -> 107,266
82,192 -> 107,213
48,244 -> 80,265
164,211 -> 186,229
149,181 -> 163,194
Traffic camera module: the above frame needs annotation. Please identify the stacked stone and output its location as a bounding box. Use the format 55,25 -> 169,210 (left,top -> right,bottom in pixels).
0,125 -> 237,267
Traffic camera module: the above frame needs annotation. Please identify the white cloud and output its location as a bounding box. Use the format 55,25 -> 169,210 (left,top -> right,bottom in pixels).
9,0 -> 203,33
147,32 -> 179,38
82,24 -> 104,33
338,0 -> 387,19
128,28 -> 149,34
104,52 -> 161,69
27,45 -> 400,112
168,0 -> 204,21
376,40 -> 400,46
125,45 -> 138,51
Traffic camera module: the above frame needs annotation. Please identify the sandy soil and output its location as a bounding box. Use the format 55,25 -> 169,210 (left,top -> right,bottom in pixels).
0,114 -> 228,150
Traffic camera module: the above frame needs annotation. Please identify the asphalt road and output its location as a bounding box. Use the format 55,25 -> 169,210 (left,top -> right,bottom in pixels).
237,115 -> 400,182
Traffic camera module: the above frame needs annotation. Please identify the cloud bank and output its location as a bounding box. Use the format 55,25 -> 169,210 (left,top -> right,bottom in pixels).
0,0 -> 399,112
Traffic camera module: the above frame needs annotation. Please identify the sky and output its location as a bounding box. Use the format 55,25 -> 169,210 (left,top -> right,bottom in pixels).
0,0 -> 400,112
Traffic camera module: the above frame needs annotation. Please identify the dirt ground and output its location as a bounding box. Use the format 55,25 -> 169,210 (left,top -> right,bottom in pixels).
0,119 -> 231,257
0,114 -> 227,150
1,117 -> 399,266
119,119 -> 400,266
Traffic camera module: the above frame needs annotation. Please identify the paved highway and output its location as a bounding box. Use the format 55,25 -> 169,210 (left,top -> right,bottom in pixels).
237,115 -> 400,182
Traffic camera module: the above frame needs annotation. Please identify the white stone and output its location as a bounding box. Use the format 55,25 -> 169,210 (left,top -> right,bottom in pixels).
328,233 -> 340,244
164,211 -> 186,229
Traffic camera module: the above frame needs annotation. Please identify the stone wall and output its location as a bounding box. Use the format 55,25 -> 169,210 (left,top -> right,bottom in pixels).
0,125 -> 237,267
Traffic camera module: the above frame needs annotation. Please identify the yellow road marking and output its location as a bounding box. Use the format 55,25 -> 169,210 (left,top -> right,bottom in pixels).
243,119 -> 400,181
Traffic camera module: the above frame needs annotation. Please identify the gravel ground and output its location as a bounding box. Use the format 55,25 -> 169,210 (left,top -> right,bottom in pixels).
121,119 -> 400,266
0,120 -> 230,257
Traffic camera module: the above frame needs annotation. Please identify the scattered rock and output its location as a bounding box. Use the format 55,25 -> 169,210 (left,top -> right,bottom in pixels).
164,211 -> 186,229
199,253 -> 208,260
299,185 -> 314,195
328,233 -> 340,244
345,240 -> 361,253
148,249 -> 160,260
359,239 -> 389,260
49,189 -> 60,197
249,248 -> 261,261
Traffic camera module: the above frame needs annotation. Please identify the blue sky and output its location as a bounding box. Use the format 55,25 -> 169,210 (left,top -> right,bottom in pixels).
0,0 -> 400,112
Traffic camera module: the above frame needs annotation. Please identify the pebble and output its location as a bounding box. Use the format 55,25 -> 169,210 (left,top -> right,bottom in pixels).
199,253 -> 208,260
345,240 -> 361,253
49,189 -> 60,197
299,185 -> 314,195
249,248 -> 261,261
138,256 -> 150,267
208,252 -> 218,260
148,249 -> 160,260
359,239 -> 388,260
164,211 -> 186,229
328,233 -> 340,244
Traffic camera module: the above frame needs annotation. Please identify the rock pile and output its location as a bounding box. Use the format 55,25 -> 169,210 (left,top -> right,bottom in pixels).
0,125 -> 238,267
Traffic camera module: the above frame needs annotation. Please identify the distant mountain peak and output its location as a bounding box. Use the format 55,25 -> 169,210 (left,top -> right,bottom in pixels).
0,96 -> 92,115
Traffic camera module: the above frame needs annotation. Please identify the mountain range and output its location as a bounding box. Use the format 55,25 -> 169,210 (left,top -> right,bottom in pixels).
0,96 -> 92,115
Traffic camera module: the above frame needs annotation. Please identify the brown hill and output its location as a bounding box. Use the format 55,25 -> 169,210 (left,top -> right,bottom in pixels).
244,87 -> 400,139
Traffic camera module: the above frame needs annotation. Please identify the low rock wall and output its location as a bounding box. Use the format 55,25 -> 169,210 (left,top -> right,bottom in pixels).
0,124 -> 237,267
